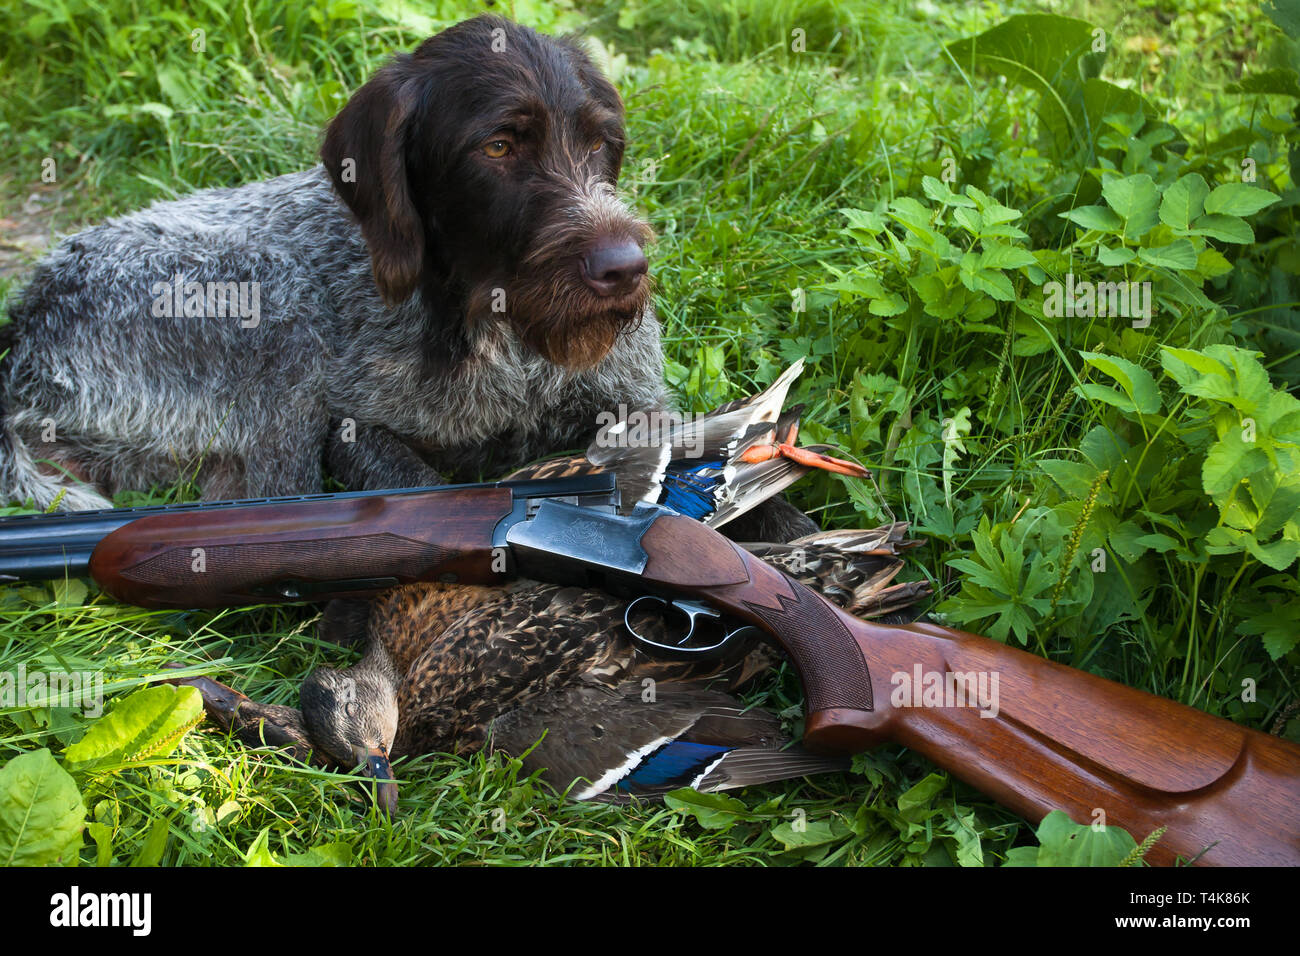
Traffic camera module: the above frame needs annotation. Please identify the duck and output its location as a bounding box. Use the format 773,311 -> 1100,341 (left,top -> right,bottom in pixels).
171,525 -> 931,810
509,358 -> 869,529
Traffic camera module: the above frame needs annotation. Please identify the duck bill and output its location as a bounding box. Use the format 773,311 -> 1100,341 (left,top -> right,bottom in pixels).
362,746 -> 399,815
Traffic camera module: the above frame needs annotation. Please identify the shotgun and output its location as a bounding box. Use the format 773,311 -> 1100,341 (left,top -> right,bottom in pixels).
2,474 -> 1297,866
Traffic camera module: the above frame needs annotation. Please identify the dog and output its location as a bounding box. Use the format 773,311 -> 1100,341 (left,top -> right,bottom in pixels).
0,15 -> 813,541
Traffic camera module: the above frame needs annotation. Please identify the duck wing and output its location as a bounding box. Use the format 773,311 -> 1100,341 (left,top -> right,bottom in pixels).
489,681 -> 846,801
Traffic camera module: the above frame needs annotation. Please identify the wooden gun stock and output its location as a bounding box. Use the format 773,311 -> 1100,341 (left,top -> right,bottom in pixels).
638,514 -> 1300,867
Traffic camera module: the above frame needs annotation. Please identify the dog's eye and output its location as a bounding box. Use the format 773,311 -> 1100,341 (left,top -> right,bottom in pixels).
590,140 -> 604,154
483,140 -> 511,159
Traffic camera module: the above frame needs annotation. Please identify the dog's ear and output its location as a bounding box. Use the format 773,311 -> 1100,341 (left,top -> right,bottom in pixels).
322,60 -> 426,305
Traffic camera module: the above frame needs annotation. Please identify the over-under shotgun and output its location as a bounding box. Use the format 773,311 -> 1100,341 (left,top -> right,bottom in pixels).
3,475 -> 1297,866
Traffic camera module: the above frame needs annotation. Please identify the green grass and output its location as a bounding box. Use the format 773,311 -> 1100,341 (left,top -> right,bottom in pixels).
1,0 -> 1297,866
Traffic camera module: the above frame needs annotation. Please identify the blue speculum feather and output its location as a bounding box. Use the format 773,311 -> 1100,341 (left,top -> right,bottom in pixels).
659,460 -> 724,520
618,741 -> 731,790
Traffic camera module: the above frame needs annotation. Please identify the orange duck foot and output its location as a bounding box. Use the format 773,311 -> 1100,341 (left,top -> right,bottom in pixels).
740,438 -> 870,478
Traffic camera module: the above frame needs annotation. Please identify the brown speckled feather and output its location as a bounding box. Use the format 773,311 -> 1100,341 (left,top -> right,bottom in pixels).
386,580 -> 770,757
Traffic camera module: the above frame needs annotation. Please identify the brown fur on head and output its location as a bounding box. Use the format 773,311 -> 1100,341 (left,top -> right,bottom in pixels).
321,14 -> 653,371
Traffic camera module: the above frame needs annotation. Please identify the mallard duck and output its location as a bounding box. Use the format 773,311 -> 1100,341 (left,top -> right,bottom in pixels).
171,526 -> 930,809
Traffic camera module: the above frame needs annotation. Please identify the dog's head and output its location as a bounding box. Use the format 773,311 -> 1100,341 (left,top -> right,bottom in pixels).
322,15 -> 652,371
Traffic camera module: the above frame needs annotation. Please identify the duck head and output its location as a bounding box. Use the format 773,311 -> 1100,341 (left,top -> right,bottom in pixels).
300,646 -> 401,815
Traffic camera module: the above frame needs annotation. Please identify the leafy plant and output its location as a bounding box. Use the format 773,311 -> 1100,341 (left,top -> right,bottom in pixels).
0,749 -> 85,866
0,684 -> 205,865
1002,810 -> 1150,866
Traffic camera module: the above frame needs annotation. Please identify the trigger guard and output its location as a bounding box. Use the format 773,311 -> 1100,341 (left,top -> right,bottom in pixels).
622,595 -> 736,661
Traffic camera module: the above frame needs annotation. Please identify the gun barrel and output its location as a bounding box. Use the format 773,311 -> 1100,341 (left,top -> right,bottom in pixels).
0,473 -> 617,583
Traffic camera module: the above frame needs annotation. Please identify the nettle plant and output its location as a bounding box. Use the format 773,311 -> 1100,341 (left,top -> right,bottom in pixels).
822,120 -> 1294,722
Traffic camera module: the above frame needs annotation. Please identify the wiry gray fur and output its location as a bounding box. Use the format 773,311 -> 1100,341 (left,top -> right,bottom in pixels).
1,157 -> 665,508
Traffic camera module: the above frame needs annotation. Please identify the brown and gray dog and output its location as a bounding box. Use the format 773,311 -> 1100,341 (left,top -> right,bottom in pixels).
0,15 -> 811,540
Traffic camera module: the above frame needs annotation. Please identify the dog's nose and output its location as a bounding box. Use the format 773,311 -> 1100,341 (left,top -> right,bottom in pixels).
582,240 -> 648,297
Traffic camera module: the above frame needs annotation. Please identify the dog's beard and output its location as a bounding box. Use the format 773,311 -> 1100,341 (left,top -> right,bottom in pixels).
465,236 -> 653,372
515,276 -> 650,370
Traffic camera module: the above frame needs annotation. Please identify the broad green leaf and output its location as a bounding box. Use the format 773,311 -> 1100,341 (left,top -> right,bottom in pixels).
1135,533 -> 1181,553
839,207 -> 887,234
949,811 -> 984,867
1158,174 -> 1210,230
664,789 -> 750,829
52,579 -> 88,607
64,684 -> 203,771
958,258 -> 1016,300
1202,432 -> 1269,500
888,197 -> 939,243
1060,205 -> 1121,232
1160,346 -> 1229,389
243,828 -> 283,867
1212,345 -> 1275,411
1082,79 -> 1158,133
1202,528 -> 1296,570
1264,628 -> 1300,660
1077,383 -> 1139,413
1097,244 -> 1135,266
921,176 -> 974,207
1239,601 -> 1300,660
283,842 -> 355,866
1246,537 -> 1300,571
1002,846 -> 1041,866
945,14 -> 1100,151
86,821 -> 113,868
1253,478 -> 1300,540
1039,458 -> 1101,498
1033,810 -> 1138,866
770,818 -> 846,850
966,186 -> 1022,224
1196,248 -> 1234,278
1080,352 -> 1162,414
0,749 -> 85,866
1101,174 -> 1160,241
898,773 -> 949,823
1203,183 -> 1281,218
1189,213 -> 1253,244
868,292 -> 909,316
1137,240 -> 1198,270
1205,526 -> 1250,557
1110,520 -> 1152,562
1228,69 -> 1300,97
979,243 -> 1038,270
952,206 -> 983,235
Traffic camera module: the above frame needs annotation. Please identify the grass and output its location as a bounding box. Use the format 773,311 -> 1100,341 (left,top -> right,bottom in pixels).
1,0 -> 1296,866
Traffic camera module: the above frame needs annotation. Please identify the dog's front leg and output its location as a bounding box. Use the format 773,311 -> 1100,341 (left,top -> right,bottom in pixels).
326,421 -> 443,491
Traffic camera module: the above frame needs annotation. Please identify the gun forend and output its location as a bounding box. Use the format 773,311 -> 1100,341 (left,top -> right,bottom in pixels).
87,487 -> 519,607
